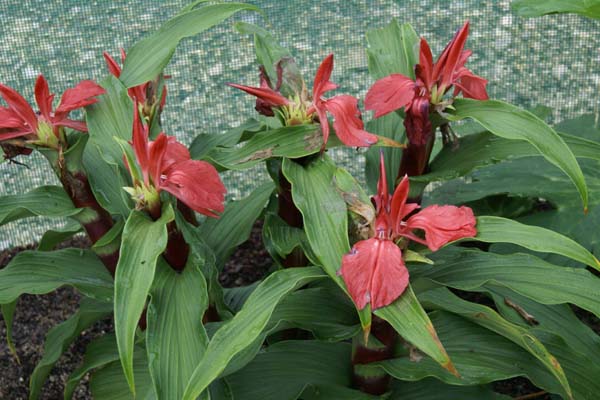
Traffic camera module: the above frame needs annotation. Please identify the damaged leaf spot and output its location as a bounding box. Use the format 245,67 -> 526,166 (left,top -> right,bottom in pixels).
303,129 -> 323,151
238,148 -> 274,163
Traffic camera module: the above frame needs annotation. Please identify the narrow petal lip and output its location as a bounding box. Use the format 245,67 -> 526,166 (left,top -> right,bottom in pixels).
322,95 -> 378,148
55,80 -> 106,115
227,82 -> 289,106
34,75 -> 54,121
0,83 -> 38,132
364,74 -> 415,119
433,20 -> 470,90
312,53 -> 337,100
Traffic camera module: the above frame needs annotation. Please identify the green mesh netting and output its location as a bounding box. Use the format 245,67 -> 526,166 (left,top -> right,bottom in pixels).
1,0 -> 598,248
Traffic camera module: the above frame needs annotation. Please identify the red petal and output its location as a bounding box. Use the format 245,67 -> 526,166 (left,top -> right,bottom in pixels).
433,21 -> 470,92
57,118 -> 88,132
0,83 -> 38,132
148,133 -> 168,186
227,83 -> 289,108
157,136 -> 190,173
34,75 -> 54,121
340,238 -> 409,310
374,151 -> 389,213
132,106 -> 150,185
55,80 -> 106,115
365,74 -> 415,118
404,205 -> 477,251
103,52 -> 122,78
312,54 -> 338,100
389,175 -> 419,235
416,38 -> 434,88
160,159 -> 226,217
316,106 -> 330,148
0,106 -> 28,129
453,68 -> 488,100
324,95 -> 378,147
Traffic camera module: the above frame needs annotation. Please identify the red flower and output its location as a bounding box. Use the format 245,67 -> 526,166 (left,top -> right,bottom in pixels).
340,154 -> 477,310
0,75 -> 105,146
104,49 -> 167,115
365,21 -> 488,146
228,54 -> 378,149
126,106 -> 226,218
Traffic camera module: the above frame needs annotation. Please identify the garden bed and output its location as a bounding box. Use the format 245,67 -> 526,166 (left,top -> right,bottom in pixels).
3,222 -> 597,399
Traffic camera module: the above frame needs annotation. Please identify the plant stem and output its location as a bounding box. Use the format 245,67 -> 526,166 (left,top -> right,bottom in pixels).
278,165 -> 308,267
351,316 -> 398,395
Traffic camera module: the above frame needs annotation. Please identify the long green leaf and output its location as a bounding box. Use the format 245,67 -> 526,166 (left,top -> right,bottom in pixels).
64,334 -> 120,400
391,378 -> 511,400
226,341 -> 353,400
90,349 -> 155,400
199,181 -> 273,268
448,99 -> 588,210
29,298 -> 112,400
146,258 -> 210,400
471,216 -> 600,270
365,112 -> 405,193
281,156 -> 372,330
419,288 -> 572,399
375,286 -> 457,376
208,125 -> 323,170
415,130 -> 600,184
84,75 -> 134,217
0,249 -> 113,304
512,0 -> 600,19
0,186 -> 81,226
189,119 -> 264,160
114,207 -> 173,395
1,301 -> 17,361
37,220 -> 82,251
366,19 -> 419,80
182,267 -> 326,400
417,247 -> 600,319
119,3 -> 260,87
488,285 -> 600,362
380,310 -> 565,396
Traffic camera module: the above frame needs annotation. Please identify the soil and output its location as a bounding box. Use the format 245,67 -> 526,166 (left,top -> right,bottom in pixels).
0,223 -> 598,399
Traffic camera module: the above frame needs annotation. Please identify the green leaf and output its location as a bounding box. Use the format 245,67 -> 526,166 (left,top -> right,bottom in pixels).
488,285 -> 600,363
207,125 -> 323,170
226,341 -> 353,400
199,181 -> 274,268
29,298 -> 112,400
84,75 -> 134,217
512,0 -> 600,19
1,301 -> 17,361
414,130 -> 600,184
375,286 -> 457,376
418,288 -> 572,399
471,216 -> 600,270
391,378 -> 510,400
37,220 -> 82,251
262,212 -> 319,267
423,157 -> 600,209
416,247 -> 600,319
114,206 -> 174,395
0,186 -> 81,226
146,258 -> 210,400
380,310 -> 566,397
301,384 -> 380,400
365,112 -> 405,193
190,119 -> 264,160
119,3 -> 261,87
281,156 -> 372,330
234,22 -> 291,84
90,349 -> 155,400
182,267 -> 326,400
64,334 -> 120,400
269,285 -> 359,341
366,19 -> 419,80
448,99 -> 588,210
0,249 -> 113,304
